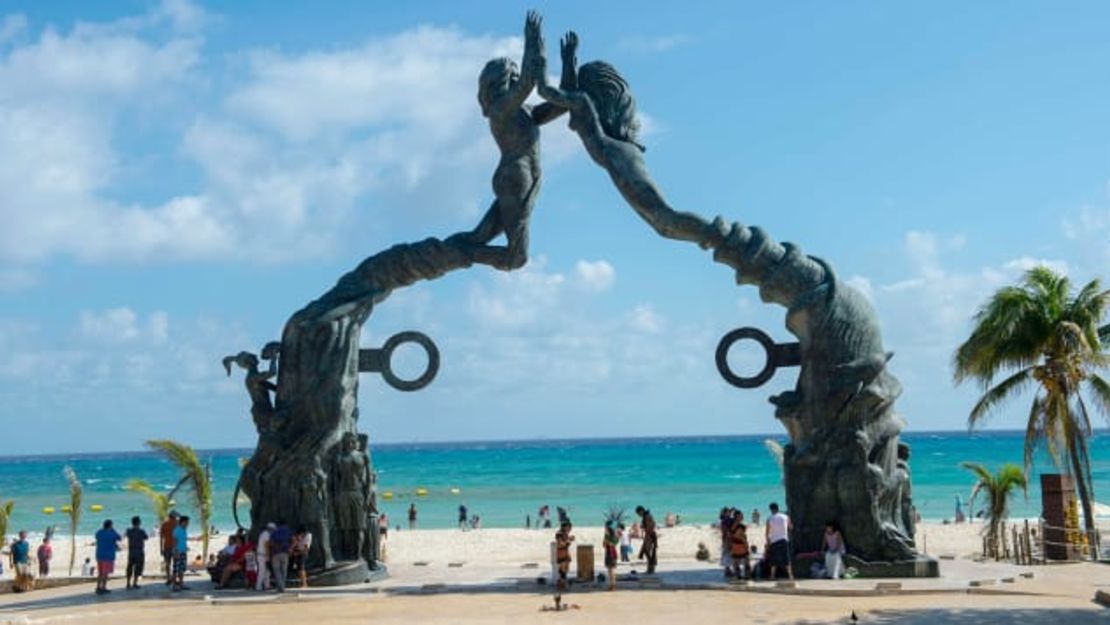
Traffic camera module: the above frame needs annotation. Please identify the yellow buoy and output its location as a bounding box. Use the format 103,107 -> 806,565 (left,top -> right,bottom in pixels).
382,491 -> 394,500
449,488 -> 460,495
89,504 -> 103,512
42,507 -> 55,514
61,505 -> 72,513
415,488 -> 428,496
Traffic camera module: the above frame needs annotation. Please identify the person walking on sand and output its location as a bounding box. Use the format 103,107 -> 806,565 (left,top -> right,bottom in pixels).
635,506 -> 658,574
269,520 -> 293,593
458,504 -> 469,530
408,503 -> 417,530
10,530 -> 31,592
603,521 -> 619,591
124,516 -> 149,589
160,510 -> 179,585
765,502 -> 793,580
554,521 -> 574,589
94,520 -> 123,595
256,522 -> 274,591
36,536 -> 52,578
172,516 -> 190,592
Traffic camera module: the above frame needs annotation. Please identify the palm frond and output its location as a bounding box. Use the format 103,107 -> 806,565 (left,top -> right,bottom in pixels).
145,439 -> 213,559
1087,373 -> 1110,422
126,479 -> 171,523
764,438 -> 785,470
0,500 -> 14,547
63,466 -> 83,575
968,367 -> 1034,427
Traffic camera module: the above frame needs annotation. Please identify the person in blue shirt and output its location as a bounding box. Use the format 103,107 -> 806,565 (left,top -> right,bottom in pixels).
94,520 -> 123,595
10,530 -> 31,591
268,520 -> 293,593
172,516 -> 190,591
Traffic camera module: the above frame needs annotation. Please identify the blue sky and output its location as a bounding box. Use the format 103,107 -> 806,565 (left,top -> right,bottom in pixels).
0,1 -> 1107,454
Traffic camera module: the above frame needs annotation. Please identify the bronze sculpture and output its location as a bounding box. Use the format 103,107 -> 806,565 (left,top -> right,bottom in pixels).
230,12 -> 934,583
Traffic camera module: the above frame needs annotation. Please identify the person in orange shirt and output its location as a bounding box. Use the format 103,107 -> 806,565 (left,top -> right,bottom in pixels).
159,510 -> 179,585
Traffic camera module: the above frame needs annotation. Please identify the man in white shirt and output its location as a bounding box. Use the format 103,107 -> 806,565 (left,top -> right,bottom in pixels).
255,522 -> 274,591
764,502 -> 793,580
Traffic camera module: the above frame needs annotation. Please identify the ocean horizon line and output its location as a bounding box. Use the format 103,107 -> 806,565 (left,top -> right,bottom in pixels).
4,427 -> 1104,461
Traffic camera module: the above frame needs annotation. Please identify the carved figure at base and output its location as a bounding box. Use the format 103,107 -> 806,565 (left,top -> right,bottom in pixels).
332,432 -> 371,561
447,11 -> 575,270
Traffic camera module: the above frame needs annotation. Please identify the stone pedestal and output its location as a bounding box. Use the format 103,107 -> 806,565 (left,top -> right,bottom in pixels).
1041,473 -> 1081,561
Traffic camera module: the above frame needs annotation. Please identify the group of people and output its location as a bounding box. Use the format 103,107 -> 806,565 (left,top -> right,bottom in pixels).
224,519 -> 312,592
716,502 -> 796,581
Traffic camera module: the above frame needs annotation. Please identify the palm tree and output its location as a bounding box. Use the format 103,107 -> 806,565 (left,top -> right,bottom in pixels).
0,500 -> 14,548
125,479 -> 172,524
63,466 -> 83,575
145,439 -> 213,560
954,267 -> 1110,550
961,462 -> 1027,559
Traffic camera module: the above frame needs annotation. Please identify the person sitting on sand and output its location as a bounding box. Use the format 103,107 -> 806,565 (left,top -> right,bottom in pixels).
635,506 -> 658,574
823,521 -> 846,580
81,557 -> 95,577
217,534 -> 252,589
664,511 -> 676,528
555,521 -> 575,589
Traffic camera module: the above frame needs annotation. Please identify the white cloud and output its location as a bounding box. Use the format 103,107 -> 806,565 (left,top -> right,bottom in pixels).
467,259 -> 566,328
628,305 -> 664,334
79,307 -> 171,344
0,6 -> 583,268
617,34 -> 692,54
1003,256 -> 1069,275
0,14 -> 26,45
575,259 -> 615,292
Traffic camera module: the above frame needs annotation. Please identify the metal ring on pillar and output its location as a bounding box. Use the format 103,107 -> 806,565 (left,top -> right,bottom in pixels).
379,331 -> 440,391
715,327 -> 779,388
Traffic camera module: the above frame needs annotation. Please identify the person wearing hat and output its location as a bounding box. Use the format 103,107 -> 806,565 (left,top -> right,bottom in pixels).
159,510 -> 180,585
256,522 -> 276,591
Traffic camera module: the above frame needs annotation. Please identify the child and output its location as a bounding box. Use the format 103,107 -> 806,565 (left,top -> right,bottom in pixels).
603,521 -> 619,591
554,522 -> 574,590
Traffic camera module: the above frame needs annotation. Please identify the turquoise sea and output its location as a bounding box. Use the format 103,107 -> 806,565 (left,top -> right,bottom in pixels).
0,432 -> 1107,535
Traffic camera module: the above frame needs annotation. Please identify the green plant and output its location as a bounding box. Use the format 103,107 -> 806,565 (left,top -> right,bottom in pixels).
961,462 -> 1027,559
63,466 -> 83,575
0,500 -> 14,548
954,267 -> 1109,548
145,440 -> 212,560
125,479 -> 172,524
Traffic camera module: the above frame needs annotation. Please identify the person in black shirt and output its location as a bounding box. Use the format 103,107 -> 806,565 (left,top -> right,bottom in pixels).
125,516 -> 149,589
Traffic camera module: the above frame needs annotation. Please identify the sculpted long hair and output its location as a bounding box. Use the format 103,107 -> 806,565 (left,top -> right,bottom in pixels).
578,61 -> 644,152
478,57 -> 516,117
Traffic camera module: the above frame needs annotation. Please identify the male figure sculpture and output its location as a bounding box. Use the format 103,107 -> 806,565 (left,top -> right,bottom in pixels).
449,11 -> 575,270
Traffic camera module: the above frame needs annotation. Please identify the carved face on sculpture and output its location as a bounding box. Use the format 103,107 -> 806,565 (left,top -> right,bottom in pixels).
577,61 -> 643,151
342,431 -> 358,453
478,57 -> 518,117
222,351 -> 259,375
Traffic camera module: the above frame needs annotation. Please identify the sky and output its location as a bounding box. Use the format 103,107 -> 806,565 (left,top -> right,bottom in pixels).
0,0 -> 1108,455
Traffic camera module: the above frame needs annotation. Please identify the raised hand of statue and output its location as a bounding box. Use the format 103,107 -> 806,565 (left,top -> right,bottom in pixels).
560,31 -> 578,70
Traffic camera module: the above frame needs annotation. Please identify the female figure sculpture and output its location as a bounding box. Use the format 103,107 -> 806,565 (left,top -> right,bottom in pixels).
534,27 -> 924,569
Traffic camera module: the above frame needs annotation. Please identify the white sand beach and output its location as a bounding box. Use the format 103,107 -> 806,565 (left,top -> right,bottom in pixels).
1,520 -> 1016,581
